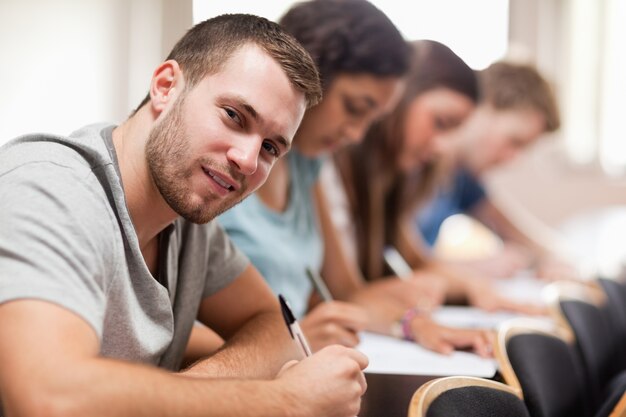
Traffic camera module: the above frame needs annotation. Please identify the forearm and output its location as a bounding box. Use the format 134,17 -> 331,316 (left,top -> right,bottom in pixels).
183,310 -> 299,379
473,200 -> 553,258
348,280 -> 414,335
425,261 -> 481,303
5,356 -> 293,417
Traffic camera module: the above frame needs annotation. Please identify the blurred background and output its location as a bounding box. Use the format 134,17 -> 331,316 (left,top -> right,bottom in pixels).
1,0 -> 625,275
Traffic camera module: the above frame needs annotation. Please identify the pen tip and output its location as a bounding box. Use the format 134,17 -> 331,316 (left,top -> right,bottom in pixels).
278,294 -> 296,323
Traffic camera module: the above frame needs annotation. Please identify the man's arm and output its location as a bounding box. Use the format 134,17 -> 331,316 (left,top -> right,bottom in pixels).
184,264 -> 300,378
0,299 -> 367,417
182,323 -> 225,369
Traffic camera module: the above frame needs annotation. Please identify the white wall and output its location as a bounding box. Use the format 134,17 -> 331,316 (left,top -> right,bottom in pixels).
193,0 -> 509,70
0,0 -> 190,145
1,0 -> 506,146
487,0 -> 626,228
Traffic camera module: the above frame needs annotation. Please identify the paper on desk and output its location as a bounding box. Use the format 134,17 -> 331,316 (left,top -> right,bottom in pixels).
494,273 -> 548,305
432,306 -> 519,329
432,306 -> 553,330
357,332 -> 497,377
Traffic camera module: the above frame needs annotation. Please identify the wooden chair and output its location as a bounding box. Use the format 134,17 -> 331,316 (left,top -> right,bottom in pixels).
408,376 -> 530,417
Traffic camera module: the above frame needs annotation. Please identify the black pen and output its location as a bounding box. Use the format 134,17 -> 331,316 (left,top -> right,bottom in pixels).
305,267 -> 333,302
279,294 -> 313,357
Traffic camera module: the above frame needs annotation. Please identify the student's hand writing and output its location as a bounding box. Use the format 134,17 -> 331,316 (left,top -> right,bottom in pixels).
301,301 -> 369,352
535,256 -> 581,282
406,272 -> 448,310
275,345 -> 368,417
409,316 -> 494,358
369,274 -> 447,311
466,243 -> 533,279
465,279 -> 548,315
276,359 -> 299,377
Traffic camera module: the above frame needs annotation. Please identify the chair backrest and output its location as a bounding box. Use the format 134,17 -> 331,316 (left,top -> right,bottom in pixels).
408,376 -> 530,417
545,280 -> 618,408
495,319 -> 591,417
608,391 -> 626,417
598,278 -> 626,371
595,371 -> 626,417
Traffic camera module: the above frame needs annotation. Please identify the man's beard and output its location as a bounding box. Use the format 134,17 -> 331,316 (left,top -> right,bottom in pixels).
145,95 -> 244,224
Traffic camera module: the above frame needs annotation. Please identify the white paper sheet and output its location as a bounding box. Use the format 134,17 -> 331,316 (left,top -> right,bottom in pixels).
357,332 -> 497,377
431,305 -> 554,331
431,306 -> 521,329
494,273 -> 548,304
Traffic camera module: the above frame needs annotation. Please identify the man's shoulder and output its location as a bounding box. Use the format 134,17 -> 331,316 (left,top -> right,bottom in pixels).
0,124 -> 122,229
0,123 -> 114,177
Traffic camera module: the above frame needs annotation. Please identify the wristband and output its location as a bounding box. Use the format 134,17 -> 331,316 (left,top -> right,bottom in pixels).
400,307 -> 423,341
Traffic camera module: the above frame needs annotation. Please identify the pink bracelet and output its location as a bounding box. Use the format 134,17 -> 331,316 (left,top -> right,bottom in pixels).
400,307 -> 422,341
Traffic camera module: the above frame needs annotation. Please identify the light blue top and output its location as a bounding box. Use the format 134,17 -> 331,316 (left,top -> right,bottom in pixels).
218,150 -> 324,318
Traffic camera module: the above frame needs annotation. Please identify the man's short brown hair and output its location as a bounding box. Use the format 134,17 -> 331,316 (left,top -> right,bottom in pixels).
135,14 -> 322,112
480,61 -> 560,132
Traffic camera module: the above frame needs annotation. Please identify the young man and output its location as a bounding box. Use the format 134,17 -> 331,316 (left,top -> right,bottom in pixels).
417,61 -> 570,279
0,14 -> 367,417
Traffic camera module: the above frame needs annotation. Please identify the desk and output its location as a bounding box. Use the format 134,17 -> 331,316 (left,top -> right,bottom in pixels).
357,329 -> 498,417
361,372 -> 438,417
357,291 -> 553,417
358,332 -> 498,377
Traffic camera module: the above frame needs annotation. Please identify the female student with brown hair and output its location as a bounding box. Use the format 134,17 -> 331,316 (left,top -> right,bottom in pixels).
327,40 -> 546,317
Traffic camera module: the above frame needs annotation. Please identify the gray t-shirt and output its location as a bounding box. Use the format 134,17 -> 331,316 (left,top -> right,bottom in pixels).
0,123 -> 249,371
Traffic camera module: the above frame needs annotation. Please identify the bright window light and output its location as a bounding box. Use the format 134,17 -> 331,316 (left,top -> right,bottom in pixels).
369,0 -> 509,69
562,0 -> 602,166
193,1 -> 295,23
193,0 -> 509,69
599,0 -> 626,176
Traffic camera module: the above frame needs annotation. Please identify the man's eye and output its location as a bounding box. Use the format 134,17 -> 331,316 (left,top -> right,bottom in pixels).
262,141 -> 279,157
225,108 -> 242,125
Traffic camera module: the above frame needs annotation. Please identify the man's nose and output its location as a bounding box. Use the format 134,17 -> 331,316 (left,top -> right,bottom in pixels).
227,137 -> 261,175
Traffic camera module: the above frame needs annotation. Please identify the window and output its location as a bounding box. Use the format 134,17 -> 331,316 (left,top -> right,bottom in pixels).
369,0 -> 509,70
193,0 -> 509,69
562,0 -> 626,176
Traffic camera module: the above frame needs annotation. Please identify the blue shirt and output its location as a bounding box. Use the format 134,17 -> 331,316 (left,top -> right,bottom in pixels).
416,167 -> 487,246
218,150 -> 324,318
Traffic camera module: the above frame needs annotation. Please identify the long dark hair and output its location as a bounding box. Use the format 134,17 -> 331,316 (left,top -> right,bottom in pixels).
279,0 -> 410,91
334,40 -> 479,280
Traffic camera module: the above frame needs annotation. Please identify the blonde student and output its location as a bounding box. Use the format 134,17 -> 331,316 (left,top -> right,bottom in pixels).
417,61 -> 574,281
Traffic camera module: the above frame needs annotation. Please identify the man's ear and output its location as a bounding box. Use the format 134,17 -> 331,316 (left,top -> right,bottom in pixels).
149,60 -> 184,114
